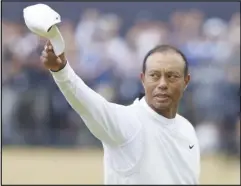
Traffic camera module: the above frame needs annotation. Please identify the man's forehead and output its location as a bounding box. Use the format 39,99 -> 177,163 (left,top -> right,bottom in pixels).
146,52 -> 185,70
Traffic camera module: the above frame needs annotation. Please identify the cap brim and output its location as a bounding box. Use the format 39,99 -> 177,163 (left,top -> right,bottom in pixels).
49,26 -> 65,56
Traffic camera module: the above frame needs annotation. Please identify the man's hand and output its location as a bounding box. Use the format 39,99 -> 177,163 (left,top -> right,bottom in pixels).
40,40 -> 67,72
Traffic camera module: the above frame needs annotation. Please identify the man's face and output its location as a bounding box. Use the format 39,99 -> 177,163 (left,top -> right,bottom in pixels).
141,51 -> 190,112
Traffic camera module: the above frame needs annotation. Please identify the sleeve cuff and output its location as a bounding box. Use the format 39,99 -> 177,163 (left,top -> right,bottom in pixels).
50,62 -> 74,82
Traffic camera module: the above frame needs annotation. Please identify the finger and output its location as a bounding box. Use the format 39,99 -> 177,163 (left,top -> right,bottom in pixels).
43,49 -> 57,59
56,57 -> 63,64
45,45 -> 54,52
48,44 -> 53,51
40,56 -> 47,63
42,50 -> 56,58
46,40 -> 53,49
45,40 -> 53,51
44,45 -> 53,52
46,40 -> 51,46
42,50 -> 48,58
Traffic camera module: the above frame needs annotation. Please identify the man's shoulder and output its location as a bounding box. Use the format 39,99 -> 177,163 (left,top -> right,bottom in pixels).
121,98 -> 141,109
176,114 -> 198,144
109,99 -> 139,113
176,114 -> 196,132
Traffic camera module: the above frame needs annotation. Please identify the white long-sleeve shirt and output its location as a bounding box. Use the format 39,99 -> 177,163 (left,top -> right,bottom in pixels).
51,62 -> 200,184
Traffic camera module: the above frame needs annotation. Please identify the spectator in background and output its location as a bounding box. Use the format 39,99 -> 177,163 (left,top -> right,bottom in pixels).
103,14 -> 141,104
75,8 -> 100,51
2,8 -> 240,157
75,14 -> 117,102
228,12 -> 240,49
219,45 -> 240,157
59,19 -> 78,67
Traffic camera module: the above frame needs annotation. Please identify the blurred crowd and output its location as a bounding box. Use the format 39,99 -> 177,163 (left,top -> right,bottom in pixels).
2,8 -> 240,156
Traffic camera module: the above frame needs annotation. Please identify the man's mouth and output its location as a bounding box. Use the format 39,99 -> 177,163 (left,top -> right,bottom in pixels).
154,94 -> 169,98
154,94 -> 170,102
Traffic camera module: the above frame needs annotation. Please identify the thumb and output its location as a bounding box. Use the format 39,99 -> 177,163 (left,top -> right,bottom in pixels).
46,40 -> 54,49
46,40 -> 51,46
56,57 -> 63,64
46,40 -> 50,47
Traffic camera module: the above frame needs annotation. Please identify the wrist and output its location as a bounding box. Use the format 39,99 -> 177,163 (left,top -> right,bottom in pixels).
50,53 -> 67,72
50,62 -> 67,72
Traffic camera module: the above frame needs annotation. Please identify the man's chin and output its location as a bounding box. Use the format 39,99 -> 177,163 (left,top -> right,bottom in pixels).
155,103 -> 171,110
153,99 -> 172,110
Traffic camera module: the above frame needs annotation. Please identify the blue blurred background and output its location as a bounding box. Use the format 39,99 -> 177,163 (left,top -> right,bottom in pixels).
2,2 -> 240,185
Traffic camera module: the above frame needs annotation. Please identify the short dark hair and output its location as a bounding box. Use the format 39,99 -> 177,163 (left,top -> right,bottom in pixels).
142,45 -> 189,76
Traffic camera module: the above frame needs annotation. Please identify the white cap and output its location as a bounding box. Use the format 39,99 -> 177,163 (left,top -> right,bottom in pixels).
23,4 -> 65,56
47,25 -> 65,56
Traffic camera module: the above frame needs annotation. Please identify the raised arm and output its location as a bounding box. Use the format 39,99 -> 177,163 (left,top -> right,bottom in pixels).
40,42 -> 141,146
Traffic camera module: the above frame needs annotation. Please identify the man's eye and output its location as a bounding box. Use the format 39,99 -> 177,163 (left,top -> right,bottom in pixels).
150,74 -> 159,78
168,74 -> 179,78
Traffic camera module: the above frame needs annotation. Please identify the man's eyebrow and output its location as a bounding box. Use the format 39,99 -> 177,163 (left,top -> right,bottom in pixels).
148,69 -> 181,73
148,70 -> 161,74
166,70 -> 181,74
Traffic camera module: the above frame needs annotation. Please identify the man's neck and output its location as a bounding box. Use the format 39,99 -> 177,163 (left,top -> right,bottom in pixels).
144,97 -> 177,119
152,107 -> 177,119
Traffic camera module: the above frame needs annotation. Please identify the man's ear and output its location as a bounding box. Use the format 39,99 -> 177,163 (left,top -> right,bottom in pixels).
184,74 -> 191,91
139,72 -> 146,100
140,72 -> 145,86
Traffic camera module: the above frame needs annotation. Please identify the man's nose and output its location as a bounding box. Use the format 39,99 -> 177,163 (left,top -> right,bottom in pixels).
157,77 -> 168,90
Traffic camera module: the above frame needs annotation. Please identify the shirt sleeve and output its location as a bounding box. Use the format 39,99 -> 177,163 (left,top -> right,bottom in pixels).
50,62 -> 141,146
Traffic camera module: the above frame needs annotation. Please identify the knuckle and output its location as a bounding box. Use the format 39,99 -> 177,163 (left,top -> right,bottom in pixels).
40,56 -> 47,62
43,51 -> 49,58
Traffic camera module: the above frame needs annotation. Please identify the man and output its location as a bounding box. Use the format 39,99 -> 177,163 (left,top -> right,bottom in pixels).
41,42 -> 200,184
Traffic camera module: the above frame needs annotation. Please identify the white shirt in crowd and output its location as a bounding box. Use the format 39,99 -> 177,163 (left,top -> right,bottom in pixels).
51,62 -> 200,184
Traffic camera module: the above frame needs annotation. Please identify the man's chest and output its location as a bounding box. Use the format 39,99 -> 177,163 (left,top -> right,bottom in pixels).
138,124 -> 199,181
104,124 -> 199,173
104,126 -> 199,184
149,125 -> 197,155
